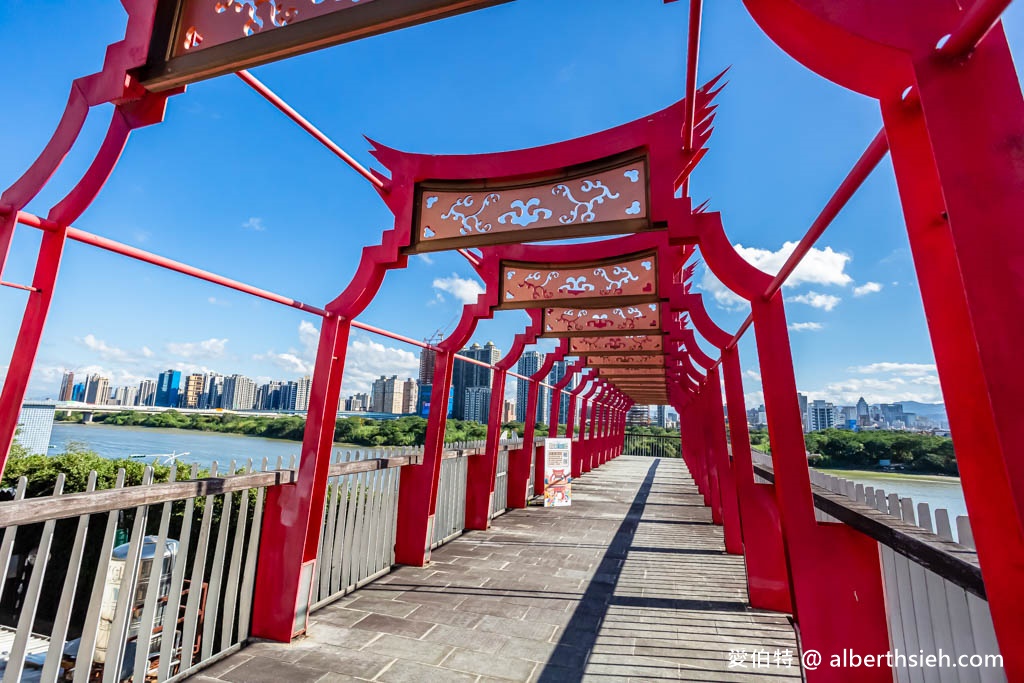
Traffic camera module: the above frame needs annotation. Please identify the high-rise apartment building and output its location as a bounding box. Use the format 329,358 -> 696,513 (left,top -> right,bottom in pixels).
72,383 -> 86,402
201,374 -> 223,409
655,405 -> 667,428
115,385 -> 139,407
515,351 -> 541,423
84,375 -> 110,405
282,376 -> 312,411
856,396 -> 870,426
371,375 -> 407,414
807,399 -> 837,432
222,374 -> 256,410
452,342 -> 499,420
502,399 -> 516,423
345,393 -> 371,412
464,386 -> 491,423
59,371 -> 75,402
155,370 -> 181,408
798,393 -> 809,432
181,373 -> 206,409
548,360 -> 576,424
402,378 -> 418,415
418,348 -> 436,385
138,379 -> 156,407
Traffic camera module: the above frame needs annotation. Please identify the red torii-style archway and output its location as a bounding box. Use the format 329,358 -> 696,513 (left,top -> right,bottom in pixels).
0,2 -> 1021,680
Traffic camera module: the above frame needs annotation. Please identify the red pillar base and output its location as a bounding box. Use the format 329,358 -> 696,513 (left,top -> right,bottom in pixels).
464,451 -> 495,531
507,446 -> 532,508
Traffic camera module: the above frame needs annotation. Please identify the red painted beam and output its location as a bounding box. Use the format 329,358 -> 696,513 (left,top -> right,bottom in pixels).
682,0 -> 704,151
0,281 -> 38,293
236,70 -> 385,190
938,0 -> 1014,57
763,128 -> 889,300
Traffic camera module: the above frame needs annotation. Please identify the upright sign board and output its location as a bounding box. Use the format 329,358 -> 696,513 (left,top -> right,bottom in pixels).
543,438 -> 572,507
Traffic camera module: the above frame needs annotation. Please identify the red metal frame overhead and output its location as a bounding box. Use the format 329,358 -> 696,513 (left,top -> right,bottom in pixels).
0,2 -> 1022,679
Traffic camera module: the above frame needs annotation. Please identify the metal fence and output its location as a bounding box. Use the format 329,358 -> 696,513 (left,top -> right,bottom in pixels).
431,452 -> 468,550
0,459 -> 274,683
312,449 -> 409,610
622,432 -> 681,458
491,449 -> 509,518
750,450 -> 1005,682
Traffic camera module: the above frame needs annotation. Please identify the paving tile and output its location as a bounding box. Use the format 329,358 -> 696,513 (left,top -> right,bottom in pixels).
377,659 -> 478,683
402,603 -> 483,628
219,655 -> 327,683
442,647 -> 538,681
423,623 -> 511,653
476,614 -> 558,642
362,633 -> 453,666
350,612 -> 436,639
294,648 -> 395,680
343,595 -> 421,618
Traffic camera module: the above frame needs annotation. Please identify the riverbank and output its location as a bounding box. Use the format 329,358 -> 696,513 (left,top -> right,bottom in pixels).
819,468 -> 960,483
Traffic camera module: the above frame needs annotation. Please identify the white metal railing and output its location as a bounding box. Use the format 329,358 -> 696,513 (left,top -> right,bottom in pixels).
491,449 -> 509,518
0,460 -> 272,683
431,453 -> 468,549
311,449 -> 410,610
749,450 -> 1005,682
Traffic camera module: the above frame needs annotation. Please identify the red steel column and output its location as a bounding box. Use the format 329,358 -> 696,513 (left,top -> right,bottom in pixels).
699,382 -> 724,525
465,367 -> 507,529
253,317 -> 350,641
565,381 -> 587,482
394,351 -> 455,566
753,293 -> 889,676
882,77 -> 1024,665
722,345 -> 791,612
705,366 -> 743,554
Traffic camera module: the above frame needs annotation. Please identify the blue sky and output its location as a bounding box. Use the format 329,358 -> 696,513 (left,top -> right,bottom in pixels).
1,1 -> 1022,407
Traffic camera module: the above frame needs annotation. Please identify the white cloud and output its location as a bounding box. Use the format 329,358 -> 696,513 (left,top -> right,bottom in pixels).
745,370 -> 762,382
733,241 -> 852,288
802,359 -> 944,404
744,390 -> 765,408
433,273 -> 484,305
699,269 -> 747,311
254,351 -> 313,375
141,346 -> 154,358
166,338 -> 228,359
788,291 -> 841,311
416,253 -> 435,265
699,241 -> 852,311
340,337 -> 420,394
853,281 -> 883,297
788,322 -> 824,332
804,376 -> 942,405
298,320 -> 319,357
242,217 -> 266,231
848,362 -> 936,376
76,334 -> 130,361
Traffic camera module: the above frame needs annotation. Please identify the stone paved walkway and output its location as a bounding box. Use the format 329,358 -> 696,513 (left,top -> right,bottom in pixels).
192,456 -> 801,682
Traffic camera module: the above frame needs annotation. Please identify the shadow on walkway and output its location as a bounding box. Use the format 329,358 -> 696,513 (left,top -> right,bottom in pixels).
536,459 -> 660,682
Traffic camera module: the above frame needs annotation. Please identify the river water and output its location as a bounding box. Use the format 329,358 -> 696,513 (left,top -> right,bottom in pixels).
50,422 -> 312,469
